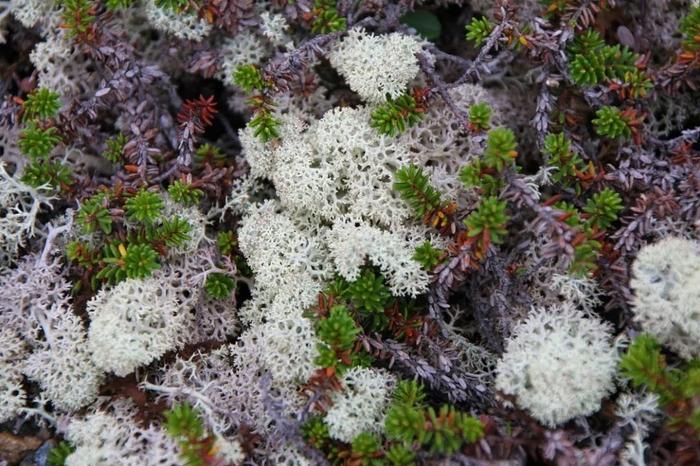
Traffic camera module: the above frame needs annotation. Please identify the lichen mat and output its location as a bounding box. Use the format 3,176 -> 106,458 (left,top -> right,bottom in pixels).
1,0 -> 700,465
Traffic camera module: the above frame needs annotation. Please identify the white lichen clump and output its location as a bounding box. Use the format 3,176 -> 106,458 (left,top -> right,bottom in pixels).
496,306 -> 618,427
87,277 -> 193,376
258,316 -> 320,384
61,401 -> 180,466
144,0 -> 211,41
218,32 -> 268,82
29,30 -> 95,95
0,254 -> 102,412
324,367 -> 396,443
240,108 -> 430,298
0,329 -> 26,423
237,200 -> 327,314
213,437 -> 246,465
325,217 -> 428,296
630,236 -> 700,360
9,0 -> 52,29
162,197 -> 209,256
329,28 -> 423,103
616,392 -> 661,466
549,272 -> 602,313
23,305 -> 103,411
399,84 -> 503,205
259,11 -> 290,46
0,162 -> 54,265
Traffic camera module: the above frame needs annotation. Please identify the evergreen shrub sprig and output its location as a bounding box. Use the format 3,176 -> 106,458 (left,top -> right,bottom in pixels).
233,64 -> 266,93
168,179 -> 204,207
371,93 -> 424,136
314,303 -> 364,373
21,161 -> 72,190
583,188 -> 624,229
125,189 -> 164,225
216,231 -> 237,256
47,441 -> 75,466
567,29 -> 648,89
106,0 -> 134,9
98,242 -> 161,282
61,0 -> 96,39
164,402 -> 228,466
22,88 -> 61,121
345,269 -> 392,314
464,196 -> 510,246
592,106 -> 632,139
465,17 -> 494,46
543,132 -> 585,186
233,64 -> 280,142
77,193 -> 113,235
483,127 -> 518,171
312,0 -> 347,33
621,335 -> 700,436
154,0 -> 188,11
393,164 -> 443,219
204,272 -> 236,299
154,217 -> 192,248
385,380 -> 484,454
680,5 -> 700,52
413,241 -> 443,270
468,102 -> 492,131
103,133 -> 127,163
19,125 -> 61,159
